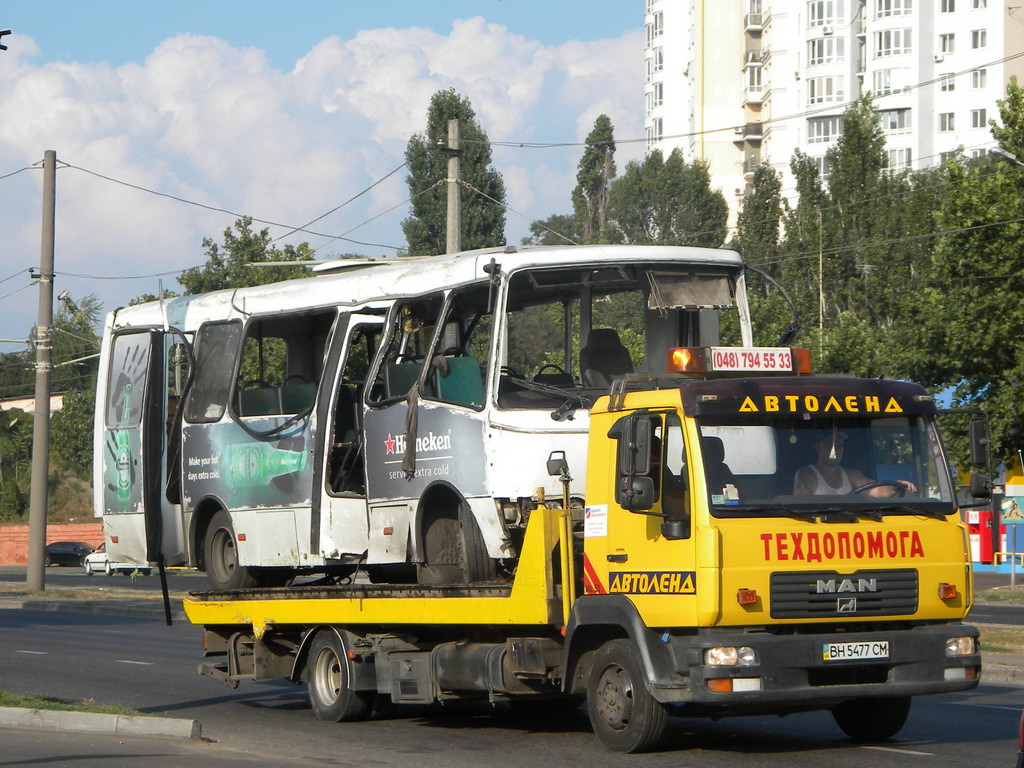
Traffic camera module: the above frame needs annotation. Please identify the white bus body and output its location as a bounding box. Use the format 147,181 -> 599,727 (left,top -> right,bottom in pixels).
94,244 -> 752,588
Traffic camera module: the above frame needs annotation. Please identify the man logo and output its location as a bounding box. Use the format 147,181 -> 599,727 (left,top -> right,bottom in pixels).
837,597 -> 858,613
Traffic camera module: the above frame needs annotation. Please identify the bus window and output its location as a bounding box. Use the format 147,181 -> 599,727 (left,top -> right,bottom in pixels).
368,294 -> 444,404
183,322 -> 242,423
422,285 -> 491,410
233,311 -> 334,417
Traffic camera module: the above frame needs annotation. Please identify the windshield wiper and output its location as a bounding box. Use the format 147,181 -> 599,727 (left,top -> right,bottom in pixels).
872,503 -> 950,520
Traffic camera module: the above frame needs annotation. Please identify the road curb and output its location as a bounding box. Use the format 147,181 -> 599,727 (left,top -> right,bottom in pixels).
0,597 -> 187,622
0,706 -> 201,739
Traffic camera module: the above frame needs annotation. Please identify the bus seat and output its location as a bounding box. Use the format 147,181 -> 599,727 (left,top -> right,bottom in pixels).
333,385 -> 359,443
238,387 -> 280,417
435,356 -> 485,407
280,382 -> 316,413
384,363 -> 422,399
533,371 -> 575,387
580,328 -> 633,388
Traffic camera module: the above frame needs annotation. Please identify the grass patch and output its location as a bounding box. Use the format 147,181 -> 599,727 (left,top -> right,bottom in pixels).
974,587 -> 1024,605
0,688 -> 143,716
979,628 -> 1024,655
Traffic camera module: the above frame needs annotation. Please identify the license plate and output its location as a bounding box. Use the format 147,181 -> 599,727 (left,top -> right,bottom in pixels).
822,641 -> 890,662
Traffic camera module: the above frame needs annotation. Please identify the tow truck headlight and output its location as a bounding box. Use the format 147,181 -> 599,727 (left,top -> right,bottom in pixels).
704,646 -> 759,666
945,636 -> 976,656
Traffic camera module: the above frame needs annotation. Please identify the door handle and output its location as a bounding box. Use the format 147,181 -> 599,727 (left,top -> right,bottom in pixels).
607,553 -> 628,563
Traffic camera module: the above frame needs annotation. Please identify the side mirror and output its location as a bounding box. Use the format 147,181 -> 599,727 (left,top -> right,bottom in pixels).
619,476 -> 656,511
546,450 -> 568,477
660,518 -> 687,540
615,415 -> 651,476
970,473 -> 992,500
969,418 -> 989,468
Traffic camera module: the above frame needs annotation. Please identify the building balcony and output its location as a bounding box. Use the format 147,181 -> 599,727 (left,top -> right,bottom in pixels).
744,88 -> 764,105
745,13 -> 763,32
744,48 -> 763,66
734,121 -> 764,142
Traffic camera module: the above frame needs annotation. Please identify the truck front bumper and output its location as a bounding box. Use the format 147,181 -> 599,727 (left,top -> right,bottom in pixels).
656,623 -> 980,712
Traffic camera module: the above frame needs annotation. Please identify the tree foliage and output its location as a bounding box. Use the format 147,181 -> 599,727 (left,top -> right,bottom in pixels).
178,216 -> 314,295
572,115 -> 617,244
402,89 -> 506,256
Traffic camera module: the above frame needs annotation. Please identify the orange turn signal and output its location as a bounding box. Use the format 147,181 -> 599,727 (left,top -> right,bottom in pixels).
737,588 -> 758,606
938,583 -> 958,600
706,678 -> 733,693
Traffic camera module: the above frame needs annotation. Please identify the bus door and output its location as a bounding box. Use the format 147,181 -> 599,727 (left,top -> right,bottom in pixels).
102,329 -> 186,566
316,314 -> 382,559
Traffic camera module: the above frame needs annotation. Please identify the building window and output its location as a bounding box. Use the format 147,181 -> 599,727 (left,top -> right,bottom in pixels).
808,116 -> 844,143
972,68 -> 987,88
941,0 -> 955,10
808,37 -> 846,65
646,12 -> 664,44
652,81 -> 663,108
647,117 -> 663,149
939,113 -> 955,132
875,28 -> 912,57
747,64 -> 763,91
646,47 -> 664,81
813,155 -> 832,178
940,33 -> 955,54
887,147 -> 912,170
971,148 -> 987,158
940,151 -> 958,163
880,109 -> 912,134
940,73 -> 955,92
808,0 -> 845,26
646,0 -> 657,12
808,76 -> 845,104
972,108 -> 987,128
873,69 -> 893,95
972,29 -> 987,48
876,0 -> 912,18
973,0 -> 986,7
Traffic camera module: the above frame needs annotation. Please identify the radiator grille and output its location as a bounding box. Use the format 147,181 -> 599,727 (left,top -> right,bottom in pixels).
770,569 -> 918,619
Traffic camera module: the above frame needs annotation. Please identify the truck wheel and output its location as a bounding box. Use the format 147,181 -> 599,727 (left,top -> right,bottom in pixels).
832,695 -> 911,742
205,510 -> 261,590
587,639 -> 668,753
307,631 -> 372,722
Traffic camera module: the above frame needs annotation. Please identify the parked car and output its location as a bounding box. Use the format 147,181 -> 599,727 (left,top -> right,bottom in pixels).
83,543 -> 152,576
1017,706 -> 1023,768
44,541 -> 94,567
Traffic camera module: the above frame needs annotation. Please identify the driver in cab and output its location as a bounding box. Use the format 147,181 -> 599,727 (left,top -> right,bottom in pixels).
794,432 -> 917,498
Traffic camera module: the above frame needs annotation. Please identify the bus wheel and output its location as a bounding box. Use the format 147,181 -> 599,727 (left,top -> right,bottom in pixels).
417,502 -> 495,585
307,630 -> 372,722
587,639 -> 668,753
832,696 -> 911,742
204,510 -> 261,590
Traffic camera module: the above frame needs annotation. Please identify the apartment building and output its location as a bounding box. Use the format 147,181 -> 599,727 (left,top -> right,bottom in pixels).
644,0 -> 1024,219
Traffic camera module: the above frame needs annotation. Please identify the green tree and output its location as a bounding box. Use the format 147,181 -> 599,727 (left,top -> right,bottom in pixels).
572,114 -> 617,244
608,149 -> 728,247
178,216 -> 314,295
0,409 -> 31,521
51,386 -> 95,479
520,214 -> 579,246
402,89 -> 506,256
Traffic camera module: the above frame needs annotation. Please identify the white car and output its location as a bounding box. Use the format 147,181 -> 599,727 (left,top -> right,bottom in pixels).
83,544 -> 152,576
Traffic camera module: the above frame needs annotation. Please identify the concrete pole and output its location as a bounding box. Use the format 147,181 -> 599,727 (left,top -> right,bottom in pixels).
445,118 -> 461,254
26,150 -> 56,592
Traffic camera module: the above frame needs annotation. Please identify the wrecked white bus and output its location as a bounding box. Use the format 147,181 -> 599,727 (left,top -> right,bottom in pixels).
94,244 -> 753,589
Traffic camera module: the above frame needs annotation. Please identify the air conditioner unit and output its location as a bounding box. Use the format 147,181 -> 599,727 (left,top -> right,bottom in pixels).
933,53 -> 944,62
822,25 -> 834,35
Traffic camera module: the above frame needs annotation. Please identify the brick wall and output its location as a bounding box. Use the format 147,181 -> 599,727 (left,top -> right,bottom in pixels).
0,522 -> 104,565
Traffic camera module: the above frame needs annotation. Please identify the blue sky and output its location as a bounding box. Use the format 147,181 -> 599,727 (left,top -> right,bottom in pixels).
0,3 -> 644,350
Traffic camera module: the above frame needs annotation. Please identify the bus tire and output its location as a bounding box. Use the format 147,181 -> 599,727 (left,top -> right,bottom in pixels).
307,630 -> 373,722
204,510 -> 261,590
417,501 -> 495,585
586,639 -> 668,753
832,695 -> 911,742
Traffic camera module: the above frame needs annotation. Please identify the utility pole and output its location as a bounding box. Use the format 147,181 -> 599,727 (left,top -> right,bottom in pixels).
26,150 -> 56,593
443,118 -> 462,254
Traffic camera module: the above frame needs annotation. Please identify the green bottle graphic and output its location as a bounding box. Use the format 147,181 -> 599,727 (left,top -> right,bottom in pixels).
226,443 -> 308,490
115,384 -> 134,511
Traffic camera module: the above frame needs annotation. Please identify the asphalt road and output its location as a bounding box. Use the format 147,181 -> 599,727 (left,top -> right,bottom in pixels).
0,607 -> 1020,767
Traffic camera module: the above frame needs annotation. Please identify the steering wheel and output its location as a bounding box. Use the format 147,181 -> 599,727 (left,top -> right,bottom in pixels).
535,364 -> 568,377
440,346 -> 465,357
849,481 -> 906,497
500,366 -> 522,379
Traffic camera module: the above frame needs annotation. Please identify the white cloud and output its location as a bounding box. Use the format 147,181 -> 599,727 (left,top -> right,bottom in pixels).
0,22 -> 641,342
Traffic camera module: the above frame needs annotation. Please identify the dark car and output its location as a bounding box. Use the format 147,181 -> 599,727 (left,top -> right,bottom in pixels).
44,541 -> 95,567
1017,707 -> 1023,768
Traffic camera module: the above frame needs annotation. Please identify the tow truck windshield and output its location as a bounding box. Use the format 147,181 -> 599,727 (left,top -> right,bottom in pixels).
695,413 -> 956,518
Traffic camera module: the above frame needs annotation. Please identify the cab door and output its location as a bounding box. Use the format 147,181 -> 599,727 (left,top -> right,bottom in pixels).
101,329 -> 185,565
597,410 -> 700,628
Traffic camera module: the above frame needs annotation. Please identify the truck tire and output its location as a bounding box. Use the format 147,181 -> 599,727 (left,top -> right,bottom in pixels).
307,631 -> 373,722
204,510 -> 261,590
586,639 -> 669,753
417,501 -> 496,585
832,695 -> 911,742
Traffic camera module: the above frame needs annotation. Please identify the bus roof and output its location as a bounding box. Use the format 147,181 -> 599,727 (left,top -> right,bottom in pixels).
109,243 -> 745,333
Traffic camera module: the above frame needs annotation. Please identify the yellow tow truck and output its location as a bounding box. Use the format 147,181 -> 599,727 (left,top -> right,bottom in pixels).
185,346 -> 984,752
